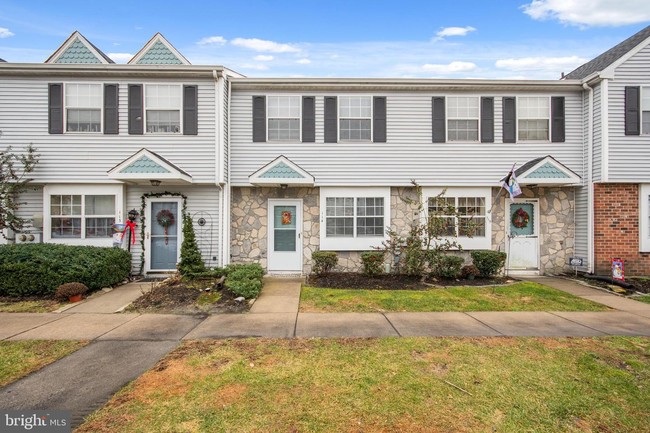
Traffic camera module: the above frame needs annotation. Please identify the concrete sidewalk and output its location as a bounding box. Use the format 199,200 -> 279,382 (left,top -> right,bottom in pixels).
60,280 -> 154,314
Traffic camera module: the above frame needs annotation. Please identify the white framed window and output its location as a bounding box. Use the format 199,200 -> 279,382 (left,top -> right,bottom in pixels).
339,96 -> 372,141
44,185 -> 124,246
267,96 -> 301,141
642,87 -> 650,135
320,187 -> 390,250
447,96 -> 479,142
145,84 -> 182,134
518,97 -> 550,141
640,184 -> 650,252
424,187 -> 491,250
65,83 -> 102,133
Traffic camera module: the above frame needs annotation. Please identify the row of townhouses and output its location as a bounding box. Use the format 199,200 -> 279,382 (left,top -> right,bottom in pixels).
1,27 -> 649,277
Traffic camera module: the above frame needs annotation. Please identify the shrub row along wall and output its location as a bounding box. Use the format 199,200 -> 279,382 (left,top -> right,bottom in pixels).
0,244 -> 132,297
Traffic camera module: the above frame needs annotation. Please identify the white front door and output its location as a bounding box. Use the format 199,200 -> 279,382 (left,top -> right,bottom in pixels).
507,199 -> 539,270
145,197 -> 183,272
268,199 -> 302,273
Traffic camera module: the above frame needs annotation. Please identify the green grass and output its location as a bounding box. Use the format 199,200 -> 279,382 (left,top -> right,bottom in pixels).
0,299 -> 63,313
300,282 -> 609,312
0,340 -> 87,387
634,295 -> 650,304
77,337 -> 650,433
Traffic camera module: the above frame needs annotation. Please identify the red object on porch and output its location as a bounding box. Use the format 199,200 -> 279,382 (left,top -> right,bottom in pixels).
611,258 -> 625,281
121,220 -> 137,245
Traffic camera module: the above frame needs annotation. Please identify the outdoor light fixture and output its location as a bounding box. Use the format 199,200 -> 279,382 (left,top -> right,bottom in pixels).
280,183 -> 288,190
150,179 -> 161,186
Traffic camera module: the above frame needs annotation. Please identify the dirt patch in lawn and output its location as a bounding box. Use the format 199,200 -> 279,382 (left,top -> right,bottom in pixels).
307,272 -> 512,290
0,296 -> 63,313
127,276 -> 249,315
572,274 -> 650,295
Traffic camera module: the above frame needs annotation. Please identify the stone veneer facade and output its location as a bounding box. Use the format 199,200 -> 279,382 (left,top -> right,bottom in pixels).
231,185 -> 576,275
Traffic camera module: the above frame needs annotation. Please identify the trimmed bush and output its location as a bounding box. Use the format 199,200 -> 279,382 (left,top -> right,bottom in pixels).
431,254 -> 465,279
471,250 -> 507,277
225,263 -> 265,299
55,282 -> 88,301
460,264 -> 481,280
0,243 -> 131,297
360,251 -> 385,276
178,214 -> 206,277
311,251 -> 338,275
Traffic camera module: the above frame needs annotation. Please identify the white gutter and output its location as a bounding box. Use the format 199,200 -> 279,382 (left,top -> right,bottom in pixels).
583,82 -> 595,273
601,79 -> 609,182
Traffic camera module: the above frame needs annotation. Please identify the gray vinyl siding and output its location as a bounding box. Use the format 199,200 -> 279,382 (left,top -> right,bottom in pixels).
592,83 -> 602,182
125,185 -> 221,273
230,90 -> 584,186
608,43 -> 650,181
574,185 -> 589,270
0,77 -> 217,184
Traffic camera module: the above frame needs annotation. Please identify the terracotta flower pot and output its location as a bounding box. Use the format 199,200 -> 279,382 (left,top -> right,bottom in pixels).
68,294 -> 83,303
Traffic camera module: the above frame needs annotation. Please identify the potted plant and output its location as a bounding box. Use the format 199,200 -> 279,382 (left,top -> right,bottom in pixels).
55,282 -> 89,303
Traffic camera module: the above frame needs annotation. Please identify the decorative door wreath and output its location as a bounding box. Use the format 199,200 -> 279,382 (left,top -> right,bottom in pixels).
281,210 -> 292,225
156,209 -> 175,244
511,207 -> 530,229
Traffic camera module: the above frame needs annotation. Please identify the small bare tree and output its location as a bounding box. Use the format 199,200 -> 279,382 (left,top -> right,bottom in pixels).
0,144 -> 39,239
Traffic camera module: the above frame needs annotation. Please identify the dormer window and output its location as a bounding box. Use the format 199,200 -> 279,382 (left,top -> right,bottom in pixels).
145,84 -> 181,133
65,84 -> 102,133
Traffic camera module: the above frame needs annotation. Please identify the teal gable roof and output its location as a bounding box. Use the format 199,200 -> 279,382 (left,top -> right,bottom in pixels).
55,39 -> 102,64
136,41 -> 184,64
259,162 -> 305,179
526,162 -> 570,179
119,156 -> 170,174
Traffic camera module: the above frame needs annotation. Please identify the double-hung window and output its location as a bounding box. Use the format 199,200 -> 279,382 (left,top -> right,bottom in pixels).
65,83 -> 102,132
321,187 -> 389,250
424,187 -> 491,250
447,97 -> 479,141
267,96 -> 300,141
642,87 -> 650,135
145,84 -> 181,133
339,96 -> 372,141
518,97 -> 550,141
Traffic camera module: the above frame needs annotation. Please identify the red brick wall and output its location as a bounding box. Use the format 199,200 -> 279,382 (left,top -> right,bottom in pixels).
594,183 -> 650,275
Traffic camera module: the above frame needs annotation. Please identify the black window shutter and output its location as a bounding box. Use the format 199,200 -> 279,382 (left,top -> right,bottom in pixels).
183,85 -> 198,135
128,84 -> 143,135
103,84 -> 119,135
373,96 -> 387,143
324,96 -> 337,143
48,83 -> 63,134
252,96 -> 266,142
502,97 -> 516,143
480,97 -> 494,143
551,96 -> 565,142
302,96 -> 315,142
432,97 -> 445,143
625,86 -> 640,136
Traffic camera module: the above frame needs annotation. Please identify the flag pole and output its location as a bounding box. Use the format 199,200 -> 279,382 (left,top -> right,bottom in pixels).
488,162 -> 516,215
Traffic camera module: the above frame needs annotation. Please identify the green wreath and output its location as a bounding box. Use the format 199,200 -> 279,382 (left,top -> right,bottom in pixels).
156,209 -> 175,244
512,208 -> 530,229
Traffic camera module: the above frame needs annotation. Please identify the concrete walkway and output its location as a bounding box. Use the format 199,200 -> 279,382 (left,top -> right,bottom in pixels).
60,280 -> 154,314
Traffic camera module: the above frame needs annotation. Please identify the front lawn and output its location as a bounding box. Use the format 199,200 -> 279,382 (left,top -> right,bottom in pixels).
0,340 -> 87,387
300,282 -> 609,312
77,337 -> 650,433
0,298 -> 63,313
634,295 -> 650,304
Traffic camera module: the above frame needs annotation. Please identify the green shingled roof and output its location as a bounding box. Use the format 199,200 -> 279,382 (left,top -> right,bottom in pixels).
525,162 -> 570,179
259,161 -> 305,179
119,156 -> 170,174
55,39 -> 102,64
136,40 -> 184,65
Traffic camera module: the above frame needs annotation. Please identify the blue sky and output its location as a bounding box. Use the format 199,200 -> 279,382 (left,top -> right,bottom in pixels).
1,0 -> 649,79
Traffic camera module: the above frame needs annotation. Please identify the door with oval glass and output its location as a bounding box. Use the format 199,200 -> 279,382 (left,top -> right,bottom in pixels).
268,199 -> 302,273
507,199 -> 539,270
145,198 -> 183,272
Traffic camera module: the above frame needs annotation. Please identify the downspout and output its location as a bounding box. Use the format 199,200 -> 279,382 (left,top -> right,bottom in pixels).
583,82 -> 595,274
213,69 -> 225,267
224,73 -> 232,265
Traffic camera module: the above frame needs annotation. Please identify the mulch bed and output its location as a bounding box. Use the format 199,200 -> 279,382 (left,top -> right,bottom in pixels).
307,272 -> 512,290
573,274 -> 650,295
128,276 -> 250,315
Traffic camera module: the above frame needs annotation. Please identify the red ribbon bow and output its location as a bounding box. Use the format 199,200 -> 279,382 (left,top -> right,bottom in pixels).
121,220 -> 137,245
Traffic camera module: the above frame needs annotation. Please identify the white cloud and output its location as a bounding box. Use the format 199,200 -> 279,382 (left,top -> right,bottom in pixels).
197,36 -> 227,46
0,27 -> 15,38
495,55 -> 587,72
254,55 -> 274,61
420,61 -> 477,74
239,63 -> 269,71
231,37 -> 300,53
296,58 -> 311,64
522,0 -> 650,27
108,53 -> 134,63
435,26 -> 476,39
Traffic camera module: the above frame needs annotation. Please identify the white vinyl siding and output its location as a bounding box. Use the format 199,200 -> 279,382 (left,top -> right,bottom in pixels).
320,187 -> 389,250
267,95 -> 300,141
145,84 -> 182,134
339,96 -> 372,141
518,97 -> 549,141
65,83 -> 102,133
447,96 -> 479,142
642,87 -> 650,135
